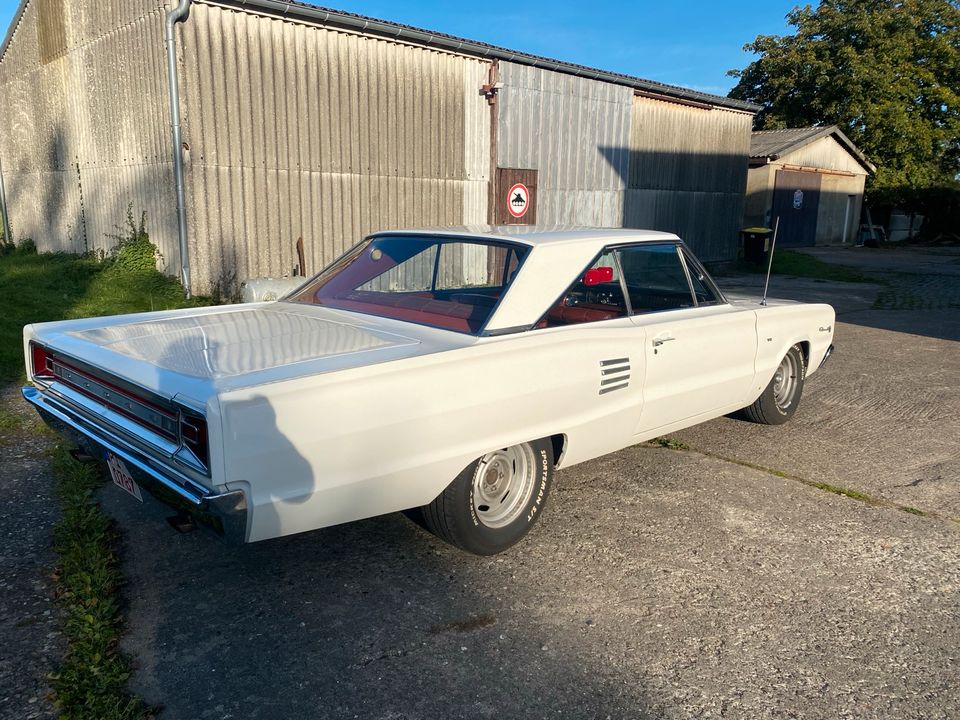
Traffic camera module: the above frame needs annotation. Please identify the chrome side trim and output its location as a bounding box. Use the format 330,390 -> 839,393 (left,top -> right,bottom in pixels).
818,344 -> 835,369
600,358 -> 629,366
601,376 -> 631,386
599,383 -> 629,395
601,365 -> 630,375
22,386 -> 247,544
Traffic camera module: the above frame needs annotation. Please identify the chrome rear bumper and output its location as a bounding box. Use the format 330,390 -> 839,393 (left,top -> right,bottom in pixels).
22,385 -> 247,544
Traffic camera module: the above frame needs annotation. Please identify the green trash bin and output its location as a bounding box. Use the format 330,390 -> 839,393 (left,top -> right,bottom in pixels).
741,227 -> 773,264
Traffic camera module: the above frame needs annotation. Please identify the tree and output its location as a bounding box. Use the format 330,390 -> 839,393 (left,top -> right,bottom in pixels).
729,0 -> 960,192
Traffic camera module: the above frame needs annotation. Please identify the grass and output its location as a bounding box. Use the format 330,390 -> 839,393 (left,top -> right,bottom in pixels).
765,250 -> 872,283
50,447 -> 152,720
0,407 -> 22,432
0,246 -> 204,382
0,222 -> 207,719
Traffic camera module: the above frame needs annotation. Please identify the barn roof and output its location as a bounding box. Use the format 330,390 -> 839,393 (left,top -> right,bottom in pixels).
750,126 -> 875,173
1,0 -> 761,114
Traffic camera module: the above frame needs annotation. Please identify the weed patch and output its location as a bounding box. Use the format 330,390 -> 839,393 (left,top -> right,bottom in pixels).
650,436 -> 690,451
50,447 -> 152,720
0,407 -> 23,433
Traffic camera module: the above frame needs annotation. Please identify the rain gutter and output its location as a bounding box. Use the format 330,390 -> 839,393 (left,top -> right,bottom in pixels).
0,156 -> 9,243
165,0 -> 193,297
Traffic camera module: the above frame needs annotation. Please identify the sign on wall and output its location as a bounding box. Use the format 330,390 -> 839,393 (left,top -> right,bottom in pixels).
495,168 -> 538,225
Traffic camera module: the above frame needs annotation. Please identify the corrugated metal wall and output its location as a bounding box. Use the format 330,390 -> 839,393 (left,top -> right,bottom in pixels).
625,96 -> 752,262
0,1 -> 179,264
496,65 -> 752,261
497,62 -> 632,227
179,3 -> 491,294
1,0 -> 755,290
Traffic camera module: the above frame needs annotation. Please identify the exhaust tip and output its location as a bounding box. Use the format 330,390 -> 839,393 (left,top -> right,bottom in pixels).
68,448 -> 96,464
166,512 -> 198,534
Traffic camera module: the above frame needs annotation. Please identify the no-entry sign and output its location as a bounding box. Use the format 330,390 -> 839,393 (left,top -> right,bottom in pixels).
507,183 -> 530,219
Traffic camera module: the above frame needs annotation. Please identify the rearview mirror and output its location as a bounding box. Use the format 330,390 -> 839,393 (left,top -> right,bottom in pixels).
583,267 -> 614,286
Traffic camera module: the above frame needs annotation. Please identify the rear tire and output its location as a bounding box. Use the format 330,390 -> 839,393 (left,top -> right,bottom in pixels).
419,439 -> 554,555
741,344 -> 806,425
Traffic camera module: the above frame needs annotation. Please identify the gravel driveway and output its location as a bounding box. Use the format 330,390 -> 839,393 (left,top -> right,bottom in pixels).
6,246 -> 960,720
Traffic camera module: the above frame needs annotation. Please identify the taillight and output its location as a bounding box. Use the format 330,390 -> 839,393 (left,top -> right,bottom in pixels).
180,412 -> 209,467
30,343 -> 55,381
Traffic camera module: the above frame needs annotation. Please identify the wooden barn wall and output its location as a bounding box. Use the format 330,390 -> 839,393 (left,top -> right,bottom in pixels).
497,62 -> 632,227
0,1 -> 178,264
779,136 -> 869,176
626,96 -> 752,262
180,3 -> 491,294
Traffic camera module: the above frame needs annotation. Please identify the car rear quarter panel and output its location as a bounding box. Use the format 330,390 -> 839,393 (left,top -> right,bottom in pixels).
218,322 -> 646,541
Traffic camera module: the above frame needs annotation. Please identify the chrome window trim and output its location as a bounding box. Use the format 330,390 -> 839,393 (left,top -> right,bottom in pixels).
675,245 -> 699,307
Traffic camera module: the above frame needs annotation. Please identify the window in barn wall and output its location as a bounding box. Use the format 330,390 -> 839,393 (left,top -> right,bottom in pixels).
37,0 -> 68,64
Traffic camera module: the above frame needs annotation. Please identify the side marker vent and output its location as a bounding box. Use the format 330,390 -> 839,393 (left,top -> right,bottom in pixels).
599,357 -> 630,395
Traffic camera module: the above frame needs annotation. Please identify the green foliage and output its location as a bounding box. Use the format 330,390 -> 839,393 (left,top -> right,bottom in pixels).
0,407 -> 23,433
0,214 -> 206,382
0,236 -> 36,256
869,184 -> 960,242
50,447 -> 152,720
767,250 -> 871,283
105,206 -> 162,274
651,436 -> 690,450
729,0 -> 960,192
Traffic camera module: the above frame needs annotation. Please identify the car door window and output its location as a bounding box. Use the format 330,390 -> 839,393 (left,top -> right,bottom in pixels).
681,249 -> 722,305
541,251 -> 629,327
616,244 -> 695,314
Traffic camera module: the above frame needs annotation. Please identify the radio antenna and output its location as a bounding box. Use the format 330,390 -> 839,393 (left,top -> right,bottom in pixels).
760,216 -> 780,307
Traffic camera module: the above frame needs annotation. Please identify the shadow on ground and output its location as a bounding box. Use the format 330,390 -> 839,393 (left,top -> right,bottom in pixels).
110,490 -> 658,720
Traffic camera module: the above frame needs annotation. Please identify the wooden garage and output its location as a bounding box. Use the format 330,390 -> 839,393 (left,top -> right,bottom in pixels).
743,126 -> 875,247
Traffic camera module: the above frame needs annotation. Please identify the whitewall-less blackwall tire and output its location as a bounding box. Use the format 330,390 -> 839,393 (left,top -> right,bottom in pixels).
419,438 -> 554,555
741,344 -> 806,425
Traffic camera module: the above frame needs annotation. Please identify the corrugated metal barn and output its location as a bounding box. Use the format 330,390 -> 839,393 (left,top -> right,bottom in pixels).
0,0 -> 759,294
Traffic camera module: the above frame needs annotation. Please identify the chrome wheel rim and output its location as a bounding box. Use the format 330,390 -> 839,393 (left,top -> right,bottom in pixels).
472,444 -> 537,529
772,352 -> 799,410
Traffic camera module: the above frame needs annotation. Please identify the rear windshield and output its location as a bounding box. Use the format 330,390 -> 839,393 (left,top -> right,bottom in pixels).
288,235 -> 529,334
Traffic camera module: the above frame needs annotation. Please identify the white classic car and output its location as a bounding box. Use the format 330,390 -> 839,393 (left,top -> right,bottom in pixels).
23,228 -> 834,555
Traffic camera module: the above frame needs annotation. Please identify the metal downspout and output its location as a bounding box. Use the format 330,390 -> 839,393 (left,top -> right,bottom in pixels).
165,0 -> 192,297
0,157 -> 9,244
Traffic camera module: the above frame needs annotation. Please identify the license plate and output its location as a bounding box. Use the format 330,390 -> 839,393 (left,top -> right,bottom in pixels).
106,453 -> 143,502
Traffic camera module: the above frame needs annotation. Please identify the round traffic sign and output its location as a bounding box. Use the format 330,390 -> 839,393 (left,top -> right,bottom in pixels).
507,183 -> 530,219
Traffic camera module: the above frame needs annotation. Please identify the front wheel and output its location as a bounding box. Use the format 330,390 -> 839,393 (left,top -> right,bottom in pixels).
419,438 -> 554,555
741,344 -> 806,425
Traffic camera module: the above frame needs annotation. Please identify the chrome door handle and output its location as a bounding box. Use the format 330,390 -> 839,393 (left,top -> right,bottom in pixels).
652,336 -> 675,347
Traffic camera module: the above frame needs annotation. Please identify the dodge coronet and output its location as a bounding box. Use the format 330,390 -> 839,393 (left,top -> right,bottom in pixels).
22,228 -> 835,555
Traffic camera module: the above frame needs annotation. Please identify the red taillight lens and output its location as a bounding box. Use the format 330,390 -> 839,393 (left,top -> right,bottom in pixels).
30,343 -> 55,381
180,413 -> 209,467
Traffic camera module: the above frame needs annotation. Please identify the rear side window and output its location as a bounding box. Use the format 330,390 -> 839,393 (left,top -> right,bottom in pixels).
541,251 -> 629,327
618,244 -> 694,313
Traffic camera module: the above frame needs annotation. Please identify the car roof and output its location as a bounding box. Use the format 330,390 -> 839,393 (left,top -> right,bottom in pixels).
364,226 -> 688,333
370,226 -> 681,248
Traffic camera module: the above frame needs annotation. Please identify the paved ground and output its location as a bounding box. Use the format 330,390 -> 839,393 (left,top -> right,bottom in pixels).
0,387 -> 63,720
4,245 -> 959,719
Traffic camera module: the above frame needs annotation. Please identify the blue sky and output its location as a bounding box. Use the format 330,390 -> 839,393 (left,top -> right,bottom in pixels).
0,0 -> 803,96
